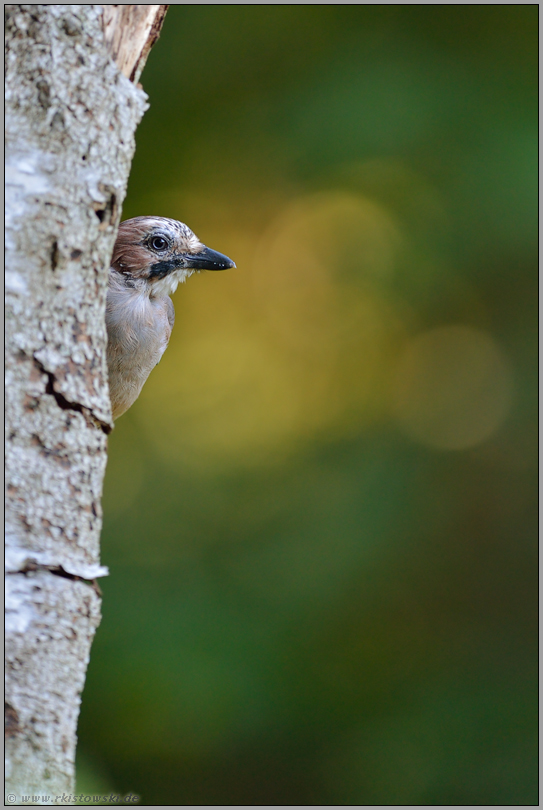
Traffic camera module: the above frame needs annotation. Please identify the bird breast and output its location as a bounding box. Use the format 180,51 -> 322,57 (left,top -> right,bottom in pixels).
106,285 -> 173,419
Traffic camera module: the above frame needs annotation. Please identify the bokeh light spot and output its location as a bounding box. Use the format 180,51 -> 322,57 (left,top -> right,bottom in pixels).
137,190 -> 405,470
391,325 -> 513,450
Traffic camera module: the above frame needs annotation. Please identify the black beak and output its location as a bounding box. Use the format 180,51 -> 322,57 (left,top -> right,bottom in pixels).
183,246 -> 236,271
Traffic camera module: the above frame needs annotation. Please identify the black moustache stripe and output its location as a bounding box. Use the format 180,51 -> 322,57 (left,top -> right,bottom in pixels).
148,259 -> 180,280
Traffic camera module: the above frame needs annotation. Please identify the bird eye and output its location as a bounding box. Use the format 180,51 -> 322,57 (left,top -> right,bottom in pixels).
150,235 -> 168,251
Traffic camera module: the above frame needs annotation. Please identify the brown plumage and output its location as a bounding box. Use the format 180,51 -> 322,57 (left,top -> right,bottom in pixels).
106,216 -> 235,420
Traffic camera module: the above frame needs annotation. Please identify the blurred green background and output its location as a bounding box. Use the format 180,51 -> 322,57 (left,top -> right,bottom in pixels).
77,6 -> 538,805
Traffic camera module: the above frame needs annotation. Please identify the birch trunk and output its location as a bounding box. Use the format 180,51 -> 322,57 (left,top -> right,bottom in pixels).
5,5 -> 167,803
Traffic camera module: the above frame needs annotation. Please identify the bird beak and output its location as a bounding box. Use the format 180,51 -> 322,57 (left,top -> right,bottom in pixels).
181,246 -> 236,271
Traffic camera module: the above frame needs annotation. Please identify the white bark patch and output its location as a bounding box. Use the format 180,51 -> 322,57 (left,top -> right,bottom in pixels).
5,572 -> 102,799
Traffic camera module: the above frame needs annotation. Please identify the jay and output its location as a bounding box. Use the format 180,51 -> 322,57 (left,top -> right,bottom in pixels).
106,216 -> 235,419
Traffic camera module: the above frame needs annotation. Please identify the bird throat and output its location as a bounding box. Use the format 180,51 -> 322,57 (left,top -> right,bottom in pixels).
149,263 -> 194,298
148,258 -> 181,280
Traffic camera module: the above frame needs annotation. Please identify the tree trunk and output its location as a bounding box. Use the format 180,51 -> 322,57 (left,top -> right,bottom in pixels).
5,6 -> 167,803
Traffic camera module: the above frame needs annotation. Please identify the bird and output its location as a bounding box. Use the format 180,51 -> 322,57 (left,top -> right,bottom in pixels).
106,216 -> 235,420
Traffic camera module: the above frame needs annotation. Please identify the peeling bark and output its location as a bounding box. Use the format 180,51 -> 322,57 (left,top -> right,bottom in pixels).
5,5 -> 167,803
102,4 -> 170,83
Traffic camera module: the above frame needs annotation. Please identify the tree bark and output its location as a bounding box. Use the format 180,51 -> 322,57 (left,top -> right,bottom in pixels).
5,5 -> 167,803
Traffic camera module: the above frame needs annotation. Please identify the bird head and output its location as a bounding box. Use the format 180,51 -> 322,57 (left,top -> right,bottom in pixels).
111,216 -> 236,297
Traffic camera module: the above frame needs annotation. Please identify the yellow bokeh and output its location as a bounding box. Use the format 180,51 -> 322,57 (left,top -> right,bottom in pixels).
391,325 -> 513,450
136,191 -> 406,469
